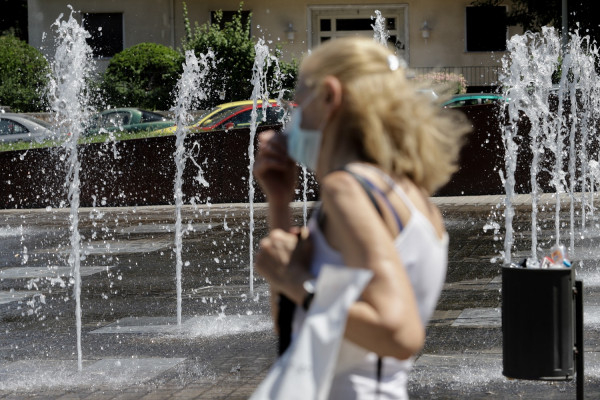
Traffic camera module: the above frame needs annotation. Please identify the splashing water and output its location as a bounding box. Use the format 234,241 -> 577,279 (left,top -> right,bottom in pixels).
47,8 -> 95,372
500,27 -> 561,262
500,27 -> 600,264
372,10 -> 389,47
371,11 -> 406,73
302,166 -> 309,226
559,32 -> 600,253
172,50 -> 214,325
248,38 -> 279,295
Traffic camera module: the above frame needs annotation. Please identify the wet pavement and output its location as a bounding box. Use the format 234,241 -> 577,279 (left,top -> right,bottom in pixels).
1,195 -> 599,399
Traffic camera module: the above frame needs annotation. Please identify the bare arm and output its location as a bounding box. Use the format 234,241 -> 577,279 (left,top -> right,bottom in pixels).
319,171 -> 425,360
253,129 -> 301,328
253,129 -> 298,231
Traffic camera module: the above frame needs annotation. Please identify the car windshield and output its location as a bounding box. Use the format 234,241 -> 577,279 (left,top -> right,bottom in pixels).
21,115 -> 52,129
0,118 -> 28,134
198,106 -> 247,128
191,108 -> 215,124
140,110 -> 167,123
102,112 -> 130,127
264,105 -> 290,125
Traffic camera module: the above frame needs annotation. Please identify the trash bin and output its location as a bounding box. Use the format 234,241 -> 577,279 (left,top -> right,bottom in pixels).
502,266 -> 575,380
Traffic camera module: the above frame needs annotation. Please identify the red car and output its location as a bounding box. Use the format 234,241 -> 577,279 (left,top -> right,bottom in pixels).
191,100 -> 292,132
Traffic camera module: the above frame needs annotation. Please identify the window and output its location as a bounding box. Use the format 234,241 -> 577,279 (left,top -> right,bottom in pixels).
199,106 -> 246,128
0,0 -> 28,41
83,13 -> 124,58
466,6 -> 507,52
226,109 -> 254,128
141,110 -> 167,123
0,119 -> 28,135
263,106 -> 288,125
100,111 -> 131,129
309,6 -> 408,61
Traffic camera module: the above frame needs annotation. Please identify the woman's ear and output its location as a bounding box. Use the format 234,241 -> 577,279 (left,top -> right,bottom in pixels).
322,76 -> 342,111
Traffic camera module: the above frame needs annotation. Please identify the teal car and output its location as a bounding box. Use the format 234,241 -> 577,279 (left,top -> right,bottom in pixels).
442,93 -> 505,108
85,108 -> 175,136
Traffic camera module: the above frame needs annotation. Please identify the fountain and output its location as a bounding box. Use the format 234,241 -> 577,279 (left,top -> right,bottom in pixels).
372,10 -> 389,46
247,37 -> 284,295
1,7 -> 280,391
47,8 -> 95,372
171,50 -> 215,326
500,27 -> 600,265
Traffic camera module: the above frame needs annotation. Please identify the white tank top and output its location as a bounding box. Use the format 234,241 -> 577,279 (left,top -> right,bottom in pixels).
292,170 -> 448,400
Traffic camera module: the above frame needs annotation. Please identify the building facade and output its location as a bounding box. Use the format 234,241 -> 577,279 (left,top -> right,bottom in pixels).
28,0 -> 521,90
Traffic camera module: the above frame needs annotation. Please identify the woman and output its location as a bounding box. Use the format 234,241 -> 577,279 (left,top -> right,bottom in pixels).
253,37 -> 470,399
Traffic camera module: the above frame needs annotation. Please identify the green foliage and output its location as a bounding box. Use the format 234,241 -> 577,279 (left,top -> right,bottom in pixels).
0,35 -> 49,112
181,2 -> 299,108
274,48 -> 299,101
101,42 -> 184,110
182,3 -> 255,108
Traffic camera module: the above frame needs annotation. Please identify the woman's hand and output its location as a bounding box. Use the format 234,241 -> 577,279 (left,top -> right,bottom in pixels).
255,227 -> 314,305
254,130 -> 298,207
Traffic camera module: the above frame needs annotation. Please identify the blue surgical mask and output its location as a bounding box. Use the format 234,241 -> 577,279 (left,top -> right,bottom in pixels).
285,93 -> 323,171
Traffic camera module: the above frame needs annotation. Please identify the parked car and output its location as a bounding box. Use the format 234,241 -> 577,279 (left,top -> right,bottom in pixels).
85,108 -> 175,136
0,113 -> 55,143
153,99 -> 292,135
442,93 -> 505,108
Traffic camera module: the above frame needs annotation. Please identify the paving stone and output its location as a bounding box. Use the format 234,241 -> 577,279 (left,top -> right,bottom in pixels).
89,315 -> 271,336
54,393 -> 87,400
90,317 -> 186,334
452,307 -> 502,327
83,391 -> 121,400
0,266 -> 114,279
0,358 -> 185,392
137,390 -> 176,400
1,198 -> 599,399
0,290 -> 38,305
429,309 -> 462,326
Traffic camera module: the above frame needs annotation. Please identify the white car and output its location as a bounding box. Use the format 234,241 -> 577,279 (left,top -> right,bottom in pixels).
0,113 -> 55,143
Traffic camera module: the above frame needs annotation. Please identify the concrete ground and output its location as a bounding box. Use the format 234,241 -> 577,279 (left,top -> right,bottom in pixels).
1,194 -> 599,399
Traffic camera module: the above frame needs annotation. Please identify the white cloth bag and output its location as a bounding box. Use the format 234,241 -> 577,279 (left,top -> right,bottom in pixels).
250,264 -> 373,400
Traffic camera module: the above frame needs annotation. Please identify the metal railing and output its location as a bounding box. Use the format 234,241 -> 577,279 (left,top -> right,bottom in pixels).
411,66 -> 501,89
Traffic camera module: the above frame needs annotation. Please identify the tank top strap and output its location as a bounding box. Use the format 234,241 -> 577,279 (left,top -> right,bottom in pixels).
359,164 -> 418,214
341,166 -> 404,232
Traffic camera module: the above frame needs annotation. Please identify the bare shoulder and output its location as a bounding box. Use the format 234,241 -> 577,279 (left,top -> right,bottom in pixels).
320,170 -> 364,198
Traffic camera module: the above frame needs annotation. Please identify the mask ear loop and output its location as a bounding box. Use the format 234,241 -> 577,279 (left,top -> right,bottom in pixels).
298,89 -> 319,109
293,88 -> 324,132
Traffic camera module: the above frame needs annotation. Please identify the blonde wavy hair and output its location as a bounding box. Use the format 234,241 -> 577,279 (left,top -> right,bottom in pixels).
302,37 -> 471,194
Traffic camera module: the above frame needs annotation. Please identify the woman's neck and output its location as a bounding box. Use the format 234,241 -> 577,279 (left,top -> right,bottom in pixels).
316,151 -> 365,179
315,120 -> 366,178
